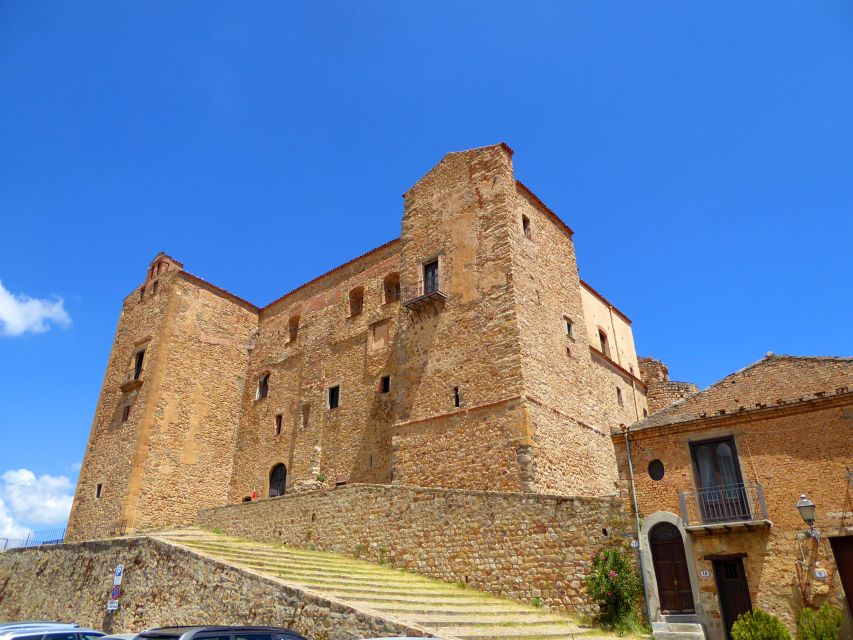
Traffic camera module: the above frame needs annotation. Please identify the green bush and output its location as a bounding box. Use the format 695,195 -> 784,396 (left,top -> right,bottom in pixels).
731,609 -> 792,640
798,603 -> 842,640
585,548 -> 642,632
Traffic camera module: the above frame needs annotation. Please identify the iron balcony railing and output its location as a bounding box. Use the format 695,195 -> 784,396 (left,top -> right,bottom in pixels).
401,276 -> 448,317
679,482 -> 769,527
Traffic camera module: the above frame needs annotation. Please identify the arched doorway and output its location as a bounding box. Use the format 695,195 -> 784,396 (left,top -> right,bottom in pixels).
650,522 -> 695,614
269,463 -> 286,498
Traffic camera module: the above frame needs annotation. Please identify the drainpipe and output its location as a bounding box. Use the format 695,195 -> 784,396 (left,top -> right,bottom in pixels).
623,424 -> 654,626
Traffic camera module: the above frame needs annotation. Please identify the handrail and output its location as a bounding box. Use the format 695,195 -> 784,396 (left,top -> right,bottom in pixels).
679,481 -> 768,527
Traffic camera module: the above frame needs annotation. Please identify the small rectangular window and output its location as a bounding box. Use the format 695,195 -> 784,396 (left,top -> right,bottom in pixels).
96,483 -> 103,499
522,214 -> 532,239
328,385 -> 340,409
564,317 -> 574,338
616,387 -> 624,406
121,405 -> 131,422
453,386 -> 461,408
275,414 -> 282,435
380,375 -> 391,394
288,315 -> 300,343
152,280 -> 159,295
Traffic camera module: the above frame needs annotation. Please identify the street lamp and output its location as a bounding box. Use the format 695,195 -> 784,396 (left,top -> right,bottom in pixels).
796,494 -> 819,540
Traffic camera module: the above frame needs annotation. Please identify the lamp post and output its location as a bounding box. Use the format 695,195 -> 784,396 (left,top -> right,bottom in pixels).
796,494 -> 819,540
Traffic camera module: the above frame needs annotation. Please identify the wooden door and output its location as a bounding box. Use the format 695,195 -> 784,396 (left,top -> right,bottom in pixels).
713,558 -> 752,640
650,523 -> 695,614
830,536 -> 853,611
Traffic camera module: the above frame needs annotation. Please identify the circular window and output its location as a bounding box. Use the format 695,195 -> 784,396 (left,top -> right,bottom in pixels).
648,459 -> 665,481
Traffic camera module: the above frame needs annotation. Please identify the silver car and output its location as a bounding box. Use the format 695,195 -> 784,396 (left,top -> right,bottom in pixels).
0,627 -> 104,640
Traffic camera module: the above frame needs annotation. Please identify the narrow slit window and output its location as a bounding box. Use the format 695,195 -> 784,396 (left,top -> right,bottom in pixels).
598,329 -> 610,357
139,286 -> 145,302
152,280 -> 159,295
564,317 -> 574,338
349,287 -> 364,317
328,385 -> 340,409
301,403 -> 310,429
275,414 -> 283,435
133,350 -> 145,380
257,373 -> 270,400
96,484 -> 103,499
453,386 -> 461,408
616,387 -> 623,406
288,315 -> 300,343
380,375 -> 391,394
121,405 -> 131,423
522,214 -> 532,239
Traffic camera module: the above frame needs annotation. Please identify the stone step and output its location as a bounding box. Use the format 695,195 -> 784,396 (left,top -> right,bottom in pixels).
411,614 -> 562,625
418,618 -> 578,628
439,625 -> 584,638
301,585 -> 495,599
174,539 -> 382,566
652,633 -> 704,640
346,599 -> 535,611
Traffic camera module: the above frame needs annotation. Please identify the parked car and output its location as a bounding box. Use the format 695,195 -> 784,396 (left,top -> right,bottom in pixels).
0,627 -> 79,634
0,627 -> 104,640
99,635 -> 136,640
133,627 -> 307,640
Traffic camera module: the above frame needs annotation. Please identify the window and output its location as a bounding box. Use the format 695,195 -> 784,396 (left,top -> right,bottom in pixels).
370,320 -> 390,350
424,259 -> 439,295
133,349 -> 145,380
380,375 -> 391,394
302,403 -> 310,429
152,280 -> 159,295
453,386 -> 461,408
275,414 -> 282,435
383,272 -> 401,303
328,385 -> 340,409
121,405 -> 131,422
96,483 -> 103,499
139,286 -> 145,301
564,317 -> 574,338
257,373 -> 270,400
643,408 -> 649,418
349,286 -> 364,317
616,387 -> 623,406
522,214 -> 532,239
598,329 -> 610,357
648,460 -> 665,481
690,436 -> 749,523
288,315 -> 300,343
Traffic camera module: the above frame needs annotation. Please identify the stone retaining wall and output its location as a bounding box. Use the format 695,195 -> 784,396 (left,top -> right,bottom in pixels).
198,483 -> 630,613
0,536 -> 430,640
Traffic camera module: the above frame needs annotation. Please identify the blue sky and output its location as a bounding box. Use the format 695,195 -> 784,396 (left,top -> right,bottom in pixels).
1,1 -> 851,534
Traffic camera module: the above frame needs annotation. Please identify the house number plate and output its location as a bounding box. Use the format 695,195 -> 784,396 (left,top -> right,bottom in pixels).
700,570 -> 710,578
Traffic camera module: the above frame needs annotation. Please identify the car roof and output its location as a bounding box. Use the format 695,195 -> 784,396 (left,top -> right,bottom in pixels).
1,630 -> 96,639
0,627 -> 79,632
138,629 -> 302,637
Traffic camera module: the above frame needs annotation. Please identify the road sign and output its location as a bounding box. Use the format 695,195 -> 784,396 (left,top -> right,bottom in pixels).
111,585 -> 121,599
106,600 -> 118,612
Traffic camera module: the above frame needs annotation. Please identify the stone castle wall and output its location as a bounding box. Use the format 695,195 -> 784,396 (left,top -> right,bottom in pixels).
0,537 -> 429,640
638,356 -> 699,414
229,240 -> 402,500
198,483 -> 630,613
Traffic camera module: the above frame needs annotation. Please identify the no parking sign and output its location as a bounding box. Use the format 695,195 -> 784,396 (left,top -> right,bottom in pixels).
107,564 -> 124,612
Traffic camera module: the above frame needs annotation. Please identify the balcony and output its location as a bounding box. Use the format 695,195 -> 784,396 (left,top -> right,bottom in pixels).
402,281 -> 447,319
119,369 -> 144,392
678,482 -> 771,534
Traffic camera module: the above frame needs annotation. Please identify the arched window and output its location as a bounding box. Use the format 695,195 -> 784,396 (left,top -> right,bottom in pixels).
383,273 -> 401,304
349,286 -> 364,317
598,329 -> 611,358
269,463 -> 287,498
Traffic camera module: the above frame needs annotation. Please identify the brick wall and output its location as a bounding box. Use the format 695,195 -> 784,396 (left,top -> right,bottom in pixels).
198,483 -> 630,613
638,356 -> 698,414
613,400 -> 853,639
0,537 -> 431,640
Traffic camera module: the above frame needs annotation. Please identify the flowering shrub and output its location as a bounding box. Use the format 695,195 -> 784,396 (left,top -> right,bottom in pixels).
731,609 -> 791,640
585,548 -> 642,631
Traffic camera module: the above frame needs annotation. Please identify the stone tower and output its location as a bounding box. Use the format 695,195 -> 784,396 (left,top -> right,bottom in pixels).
66,254 -> 258,540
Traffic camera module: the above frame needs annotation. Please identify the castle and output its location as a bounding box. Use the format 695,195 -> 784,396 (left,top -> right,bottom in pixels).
49,144 -> 853,638
67,143 -> 680,539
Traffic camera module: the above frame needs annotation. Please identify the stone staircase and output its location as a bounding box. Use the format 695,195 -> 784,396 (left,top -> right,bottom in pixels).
651,620 -> 706,640
156,528 -> 615,640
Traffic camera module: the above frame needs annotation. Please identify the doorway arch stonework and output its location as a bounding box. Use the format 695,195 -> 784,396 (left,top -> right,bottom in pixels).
640,511 -> 701,621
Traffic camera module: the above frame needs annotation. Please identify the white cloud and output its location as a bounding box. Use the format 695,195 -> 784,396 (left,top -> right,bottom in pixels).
0,279 -> 71,337
0,497 -> 31,541
0,469 -> 74,538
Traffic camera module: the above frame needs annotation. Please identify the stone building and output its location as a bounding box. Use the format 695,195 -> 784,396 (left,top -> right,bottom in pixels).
614,354 -> 853,639
67,143 -> 651,540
